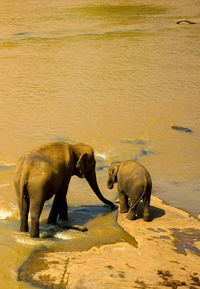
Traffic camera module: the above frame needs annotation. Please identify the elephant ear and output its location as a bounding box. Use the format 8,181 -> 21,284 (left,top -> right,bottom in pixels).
76,153 -> 88,177
110,162 -> 120,177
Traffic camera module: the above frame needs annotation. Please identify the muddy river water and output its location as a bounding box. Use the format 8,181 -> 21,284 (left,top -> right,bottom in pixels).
0,0 -> 200,288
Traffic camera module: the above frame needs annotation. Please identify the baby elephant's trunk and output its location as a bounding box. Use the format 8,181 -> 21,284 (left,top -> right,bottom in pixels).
107,177 -> 114,189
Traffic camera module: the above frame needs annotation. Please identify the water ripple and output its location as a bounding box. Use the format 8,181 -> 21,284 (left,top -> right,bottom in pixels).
0,25 -> 168,46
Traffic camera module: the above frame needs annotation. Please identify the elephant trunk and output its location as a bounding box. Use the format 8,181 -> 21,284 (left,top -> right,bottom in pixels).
107,177 -> 114,189
86,170 -> 115,209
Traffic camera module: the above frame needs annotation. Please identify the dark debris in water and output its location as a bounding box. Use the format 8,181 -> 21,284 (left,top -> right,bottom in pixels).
171,181 -> 181,186
133,148 -> 155,162
121,139 -> 147,145
140,148 -> 154,156
176,19 -> 197,24
171,126 -> 193,133
13,32 -> 30,36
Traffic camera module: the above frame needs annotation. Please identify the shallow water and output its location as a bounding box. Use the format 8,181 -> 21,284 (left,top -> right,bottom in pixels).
0,0 -> 200,288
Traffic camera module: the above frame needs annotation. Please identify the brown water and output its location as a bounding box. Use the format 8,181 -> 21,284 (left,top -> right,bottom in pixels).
0,0 -> 200,288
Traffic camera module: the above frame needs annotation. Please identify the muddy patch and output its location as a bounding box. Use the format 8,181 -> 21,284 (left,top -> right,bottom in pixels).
157,270 -> 200,289
172,228 -> 200,256
157,270 -> 186,288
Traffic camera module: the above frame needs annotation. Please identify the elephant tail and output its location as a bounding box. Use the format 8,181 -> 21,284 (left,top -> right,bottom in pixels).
19,164 -> 29,215
133,187 -> 146,209
131,180 -> 151,210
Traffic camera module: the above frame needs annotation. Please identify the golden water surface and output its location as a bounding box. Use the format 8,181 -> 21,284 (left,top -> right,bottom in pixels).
0,0 -> 200,288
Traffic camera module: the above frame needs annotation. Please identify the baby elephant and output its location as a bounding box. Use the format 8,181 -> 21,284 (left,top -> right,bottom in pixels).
107,160 -> 152,221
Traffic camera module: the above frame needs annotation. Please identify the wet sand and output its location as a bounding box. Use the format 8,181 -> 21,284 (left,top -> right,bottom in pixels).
18,196 -> 200,289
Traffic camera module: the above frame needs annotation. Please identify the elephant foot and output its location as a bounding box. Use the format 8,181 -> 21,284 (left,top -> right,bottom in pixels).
126,210 -> 137,220
30,233 -> 39,238
58,214 -> 68,222
30,228 -> 39,238
47,215 -> 58,224
144,215 -> 150,222
47,221 -> 57,226
30,222 -> 40,237
120,208 -> 129,213
144,208 -> 150,222
126,214 -> 136,220
20,225 -> 29,232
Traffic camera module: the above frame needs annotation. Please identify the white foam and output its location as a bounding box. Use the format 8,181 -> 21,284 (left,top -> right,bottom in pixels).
0,161 -> 15,167
15,231 -> 55,245
0,209 -> 12,219
55,232 -> 73,240
15,236 -> 46,246
95,152 -> 108,160
0,184 -> 10,188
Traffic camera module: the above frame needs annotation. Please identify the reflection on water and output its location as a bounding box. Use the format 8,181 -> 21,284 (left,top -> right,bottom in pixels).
0,0 -> 200,288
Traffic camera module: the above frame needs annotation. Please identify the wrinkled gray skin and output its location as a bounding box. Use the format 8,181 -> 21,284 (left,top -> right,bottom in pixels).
15,142 -> 115,237
107,160 -> 152,221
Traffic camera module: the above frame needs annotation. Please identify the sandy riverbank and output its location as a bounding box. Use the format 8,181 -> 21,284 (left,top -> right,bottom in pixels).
18,196 -> 200,289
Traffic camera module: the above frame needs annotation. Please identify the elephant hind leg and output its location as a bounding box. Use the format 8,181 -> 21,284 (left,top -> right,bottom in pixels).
30,200 -> 44,238
127,205 -> 137,220
127,195 -> 138,220
29,190 -> 45,238
20,195 -> 29,232
143,189 -> 151,222
143,203 -> 150,221
126,186 -> 144,220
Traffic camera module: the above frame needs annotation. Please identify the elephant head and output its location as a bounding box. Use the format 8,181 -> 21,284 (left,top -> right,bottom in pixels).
73,143 -> 96,179
73,144 -> 115,209
75,153 -> 88,178
107,162 -> 121,189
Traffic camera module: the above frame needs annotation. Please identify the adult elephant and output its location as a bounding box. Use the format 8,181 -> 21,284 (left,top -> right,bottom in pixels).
15,142 -> 115,237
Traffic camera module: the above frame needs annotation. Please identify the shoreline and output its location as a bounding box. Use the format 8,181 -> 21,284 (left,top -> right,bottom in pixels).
18,195 -> 200,289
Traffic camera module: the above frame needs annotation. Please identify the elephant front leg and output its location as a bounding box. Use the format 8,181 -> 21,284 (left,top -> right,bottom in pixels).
118,191 -> 129,213
58,196 -> 68,221
47,195 -> 60,224
48,183 -> 69,224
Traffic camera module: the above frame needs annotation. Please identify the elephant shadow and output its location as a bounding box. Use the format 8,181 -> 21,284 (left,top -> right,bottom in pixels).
67,205 -> 112,226
39,205 -> 112,236
136,202 -> 165,221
